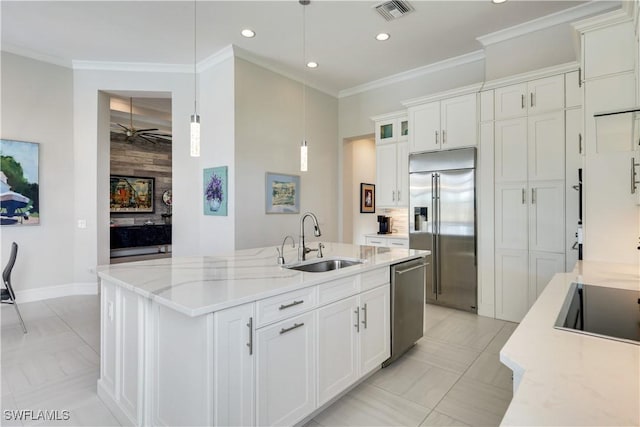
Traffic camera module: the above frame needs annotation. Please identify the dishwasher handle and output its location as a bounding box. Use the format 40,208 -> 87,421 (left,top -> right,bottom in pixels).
395,262 -> 427,275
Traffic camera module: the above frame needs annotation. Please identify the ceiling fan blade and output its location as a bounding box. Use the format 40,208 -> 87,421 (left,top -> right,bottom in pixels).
135,128 -> 159,133
117,123 -> 130,131
138,135 -> 157,144
142,132 -> 172,138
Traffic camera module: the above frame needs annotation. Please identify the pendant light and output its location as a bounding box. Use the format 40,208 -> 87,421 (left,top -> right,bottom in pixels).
300,0 -> 309,172
190,0 -> 201,157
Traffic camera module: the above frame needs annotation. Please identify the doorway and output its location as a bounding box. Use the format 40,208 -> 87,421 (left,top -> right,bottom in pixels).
342,135 -> 376,244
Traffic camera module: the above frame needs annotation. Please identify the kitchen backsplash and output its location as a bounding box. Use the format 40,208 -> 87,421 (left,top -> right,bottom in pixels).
381,208 -> 408,235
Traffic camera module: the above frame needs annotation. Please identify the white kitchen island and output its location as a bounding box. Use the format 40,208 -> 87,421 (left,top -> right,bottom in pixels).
95,242 -> 428,427
500,261 -> 640,426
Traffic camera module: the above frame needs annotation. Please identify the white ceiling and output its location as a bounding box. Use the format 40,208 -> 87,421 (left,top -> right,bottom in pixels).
1,1 -> 616,95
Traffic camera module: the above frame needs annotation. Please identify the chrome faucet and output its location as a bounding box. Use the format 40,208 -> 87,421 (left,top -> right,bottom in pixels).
276,235 -> 295,265
298,212 -> 322,261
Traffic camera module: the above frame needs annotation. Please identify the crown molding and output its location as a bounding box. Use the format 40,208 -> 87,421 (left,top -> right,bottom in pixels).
339,50 -> 485,99
370,110 -> 408,122
1,43 -> 71,68
572,7 -> 632,33
477,1 -> 620,47
197,45 -> 234,73
402,83 -> 483,108
232,45 -> 339,98
72,60 -> 190,73
481,61 -> 579,91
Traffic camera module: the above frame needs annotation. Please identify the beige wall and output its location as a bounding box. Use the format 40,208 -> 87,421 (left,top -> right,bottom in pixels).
234,58 -> 339,250
0,52 -> 75,291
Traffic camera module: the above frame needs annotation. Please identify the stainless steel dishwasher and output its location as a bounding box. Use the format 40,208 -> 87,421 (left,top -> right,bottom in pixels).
382,257 -> 427,367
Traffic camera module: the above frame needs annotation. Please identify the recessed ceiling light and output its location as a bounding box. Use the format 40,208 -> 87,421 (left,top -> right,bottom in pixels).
306,61 -> 318,69
492,0 -> 507,3
376,33 -> 390,41
241,29 -> 256,38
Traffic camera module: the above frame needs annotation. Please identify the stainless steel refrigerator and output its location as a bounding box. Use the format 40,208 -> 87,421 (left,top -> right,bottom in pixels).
409,148 -> 477,313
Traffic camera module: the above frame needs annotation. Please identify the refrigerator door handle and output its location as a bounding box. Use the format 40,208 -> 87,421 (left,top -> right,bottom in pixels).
431,173 -> 438,296
436,173 -> 442,295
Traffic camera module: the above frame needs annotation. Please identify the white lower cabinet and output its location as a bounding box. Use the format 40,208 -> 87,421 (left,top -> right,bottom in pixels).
213,304 -> 255,427
528,252 -> 565,303
495,250 -> 529,322
317,284 -> 391,406
256,311 -> 317,427
317,296 -> 359,406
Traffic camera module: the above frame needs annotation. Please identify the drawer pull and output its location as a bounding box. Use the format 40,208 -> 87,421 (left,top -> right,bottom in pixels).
279,300 -> 304,310
280,322 -> 304,335
391,242 -> 404,246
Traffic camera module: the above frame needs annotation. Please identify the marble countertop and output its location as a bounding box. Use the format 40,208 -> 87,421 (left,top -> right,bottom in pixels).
96,242 -> 427,317
500,261 -> 640,426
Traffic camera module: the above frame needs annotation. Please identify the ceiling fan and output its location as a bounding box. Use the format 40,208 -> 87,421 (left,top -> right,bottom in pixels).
114,97 -> 172,144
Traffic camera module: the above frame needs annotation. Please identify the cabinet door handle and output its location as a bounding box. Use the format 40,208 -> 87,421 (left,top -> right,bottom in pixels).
397,190 -> 400,201
522,188 -> 526,204
354,307 -> 360,332
435,130 -> 439,145
246,317 -> 253,355
361,303 -> 368,329
280,322 -> 304,335
530,93 -> 534,108
631,157 -> 640,194
578,133 -> 583,154
442,130 -> 446,144
392,191 -> 395,201
521,94 -> 525,109
279,300 -> 304,310
531,188 -> 536,204
578,67 -> 582,88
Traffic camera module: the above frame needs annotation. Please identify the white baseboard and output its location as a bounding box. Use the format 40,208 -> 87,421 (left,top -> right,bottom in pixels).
15,282 -> 98,303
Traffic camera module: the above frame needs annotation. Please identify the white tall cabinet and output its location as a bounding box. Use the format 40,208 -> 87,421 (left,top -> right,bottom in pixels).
373,111 -> 409,207
574,13 -> 639,265
493,107 -> 566,322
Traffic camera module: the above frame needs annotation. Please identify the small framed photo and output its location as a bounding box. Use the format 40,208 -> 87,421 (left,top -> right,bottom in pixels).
266,172 -> 300,214
360,183 -> 375,213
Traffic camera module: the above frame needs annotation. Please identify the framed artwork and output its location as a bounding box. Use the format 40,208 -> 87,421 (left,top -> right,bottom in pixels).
266,172 -> 300,214
0,139 -> 40,226
204,166 -> 228,216
360,183 -> 375,213
110,176 -> 154,213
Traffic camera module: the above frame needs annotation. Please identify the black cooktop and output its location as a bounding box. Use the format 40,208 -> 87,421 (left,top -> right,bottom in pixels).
554,283 -> 640,345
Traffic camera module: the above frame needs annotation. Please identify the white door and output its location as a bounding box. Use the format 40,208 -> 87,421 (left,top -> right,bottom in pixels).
409,102 -> 440,153
495,182 -> 528,251
396,142 -> 409,206
527,75 -> 565,115
495,250 -> 529,322
494,83 -> 527,120
528,251 -> 565,306
256,312 -> 316,427
440,93 -> 477,149
213,303 -> 255,427
528,181 -> 565,253
528,111 -> 565,181
376,143 -> 398,207
359,285 -> 390,374
317,297 -> 359,406
495,118 -> 528,182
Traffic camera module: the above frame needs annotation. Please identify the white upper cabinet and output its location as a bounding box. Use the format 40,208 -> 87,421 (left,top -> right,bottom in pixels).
495,118 -> 528,183
565,70 -> 583,109
375,115 -> 408,145
583,22 -> 635,79
495,75 -> 564,120
409,102 -> 440,152
527,111 -> 565,182
409,93 -> 477,153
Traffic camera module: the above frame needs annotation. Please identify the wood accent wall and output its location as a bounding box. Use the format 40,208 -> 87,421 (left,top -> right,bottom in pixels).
110,138 -> 172,224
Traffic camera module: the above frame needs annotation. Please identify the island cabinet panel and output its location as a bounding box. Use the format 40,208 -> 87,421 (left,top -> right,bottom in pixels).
256,311 -> 316,427
213,303 -> 255,427
359,285 -> 391,373
152,305 -> 212,427
98,282 -> 143,426
317,296 -> 359,406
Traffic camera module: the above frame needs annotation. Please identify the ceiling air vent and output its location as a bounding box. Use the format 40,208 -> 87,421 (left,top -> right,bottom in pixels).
375,0 -> 414,21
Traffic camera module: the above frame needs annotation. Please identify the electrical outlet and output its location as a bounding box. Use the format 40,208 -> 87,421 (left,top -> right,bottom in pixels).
77,219 -> 87,229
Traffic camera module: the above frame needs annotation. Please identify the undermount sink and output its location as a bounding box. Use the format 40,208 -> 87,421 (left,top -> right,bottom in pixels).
285,258 -> 365,273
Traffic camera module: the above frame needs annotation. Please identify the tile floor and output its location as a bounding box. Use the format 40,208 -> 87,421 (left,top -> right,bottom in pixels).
1,296 -> 516,426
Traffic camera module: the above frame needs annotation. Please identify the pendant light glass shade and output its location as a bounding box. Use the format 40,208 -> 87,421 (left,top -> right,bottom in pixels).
190,0 -> 201,157
300,140 -> 308,172
190,114 -> 200,157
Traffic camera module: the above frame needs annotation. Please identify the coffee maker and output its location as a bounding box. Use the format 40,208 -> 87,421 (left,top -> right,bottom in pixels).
377,215 -> 393,234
